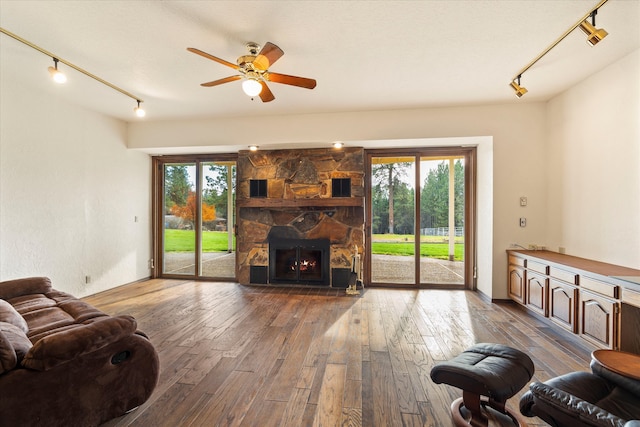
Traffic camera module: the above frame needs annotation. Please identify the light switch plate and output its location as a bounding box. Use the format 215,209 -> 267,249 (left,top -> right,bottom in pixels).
520,197 -> 527,206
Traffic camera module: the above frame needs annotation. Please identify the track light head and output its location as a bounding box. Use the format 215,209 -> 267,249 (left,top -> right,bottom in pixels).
510,76 -> 528,98
248,145 -> 259,151
134,100 -> 146,117
48,58 -> 66,84
579,18 -> 608,46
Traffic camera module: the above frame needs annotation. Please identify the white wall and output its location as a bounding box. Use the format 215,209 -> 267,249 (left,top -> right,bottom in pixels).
546,49 -> 640,269
5,49 -> 634,299
130,103 -> 549,299
0,78 -> 152,297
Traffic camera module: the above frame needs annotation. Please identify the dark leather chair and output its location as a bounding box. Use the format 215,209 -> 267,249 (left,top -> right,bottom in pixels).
519,350 -> 640,427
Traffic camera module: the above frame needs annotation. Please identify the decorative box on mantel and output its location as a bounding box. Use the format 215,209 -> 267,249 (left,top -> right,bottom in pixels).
236,147 -> 365,286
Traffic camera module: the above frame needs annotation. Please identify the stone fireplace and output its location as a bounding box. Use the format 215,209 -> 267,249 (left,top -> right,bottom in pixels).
236,147 -> 365,286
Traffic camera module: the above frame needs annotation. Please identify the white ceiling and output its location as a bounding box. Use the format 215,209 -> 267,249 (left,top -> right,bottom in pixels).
1,0 -> 639,124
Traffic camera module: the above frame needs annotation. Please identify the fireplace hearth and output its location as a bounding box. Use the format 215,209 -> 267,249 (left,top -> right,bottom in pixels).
269,238 -> 330,286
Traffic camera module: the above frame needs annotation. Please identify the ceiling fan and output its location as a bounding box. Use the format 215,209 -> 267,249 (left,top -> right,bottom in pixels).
187,42 -> 317,102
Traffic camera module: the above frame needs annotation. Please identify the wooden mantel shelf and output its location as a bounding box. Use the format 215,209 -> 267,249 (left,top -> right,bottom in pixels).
238,197 -> 364,208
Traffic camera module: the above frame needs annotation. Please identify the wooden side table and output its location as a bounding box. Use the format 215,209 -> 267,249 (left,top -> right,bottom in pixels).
592,349 -> 640,380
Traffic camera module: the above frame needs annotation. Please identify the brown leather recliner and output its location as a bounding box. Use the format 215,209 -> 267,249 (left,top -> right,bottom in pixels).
519,352 -> 640,427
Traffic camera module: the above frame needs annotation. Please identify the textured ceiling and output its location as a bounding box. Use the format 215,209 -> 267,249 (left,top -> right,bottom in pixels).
1,1 -> 639,123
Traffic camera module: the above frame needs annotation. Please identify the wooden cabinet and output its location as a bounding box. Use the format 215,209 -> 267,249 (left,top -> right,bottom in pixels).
507,250 -> 640,353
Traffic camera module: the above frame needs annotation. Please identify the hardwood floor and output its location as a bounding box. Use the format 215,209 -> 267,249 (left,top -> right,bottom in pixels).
84,280 -> 594,427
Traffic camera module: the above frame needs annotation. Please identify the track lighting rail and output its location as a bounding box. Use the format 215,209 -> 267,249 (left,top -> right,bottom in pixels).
511,0 -> 609,95
0,27 -> 144,113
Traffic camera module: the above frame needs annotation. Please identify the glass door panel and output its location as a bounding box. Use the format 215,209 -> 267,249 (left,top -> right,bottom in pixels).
370,156 -> 416,284
162,163 -> 197,275
200,162 -> 236,278
419,157 -> 465,285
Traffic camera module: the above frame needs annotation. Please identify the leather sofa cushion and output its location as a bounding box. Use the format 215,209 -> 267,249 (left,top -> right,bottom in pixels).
0,322 -> 33,374
0,299 -> 28,333
0,277 -> 52,300
9,290 -> 108,342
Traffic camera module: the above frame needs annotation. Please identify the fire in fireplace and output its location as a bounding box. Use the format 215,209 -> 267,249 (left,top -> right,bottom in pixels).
269,238 -> 330,285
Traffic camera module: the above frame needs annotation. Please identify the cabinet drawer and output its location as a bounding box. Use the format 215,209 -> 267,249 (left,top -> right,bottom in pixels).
550,267 -> 578,285
509,255 -> 525,267
528,260 -> 549,275
581,276 -> 619,299
622,287 -> 640,308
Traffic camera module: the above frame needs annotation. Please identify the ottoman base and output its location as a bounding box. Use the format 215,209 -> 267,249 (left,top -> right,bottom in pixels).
451,396 -> 528,427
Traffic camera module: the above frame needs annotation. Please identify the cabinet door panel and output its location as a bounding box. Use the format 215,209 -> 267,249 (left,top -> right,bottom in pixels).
579,290 -> 618,349
509,265 -> 526,305
549,279 -> 577,332
526,272 -> 548,316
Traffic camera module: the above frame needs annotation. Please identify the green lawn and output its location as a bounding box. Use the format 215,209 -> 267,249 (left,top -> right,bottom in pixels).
371,242 -> 463,260
164,229 -> 234,252
165,229 -> 462,261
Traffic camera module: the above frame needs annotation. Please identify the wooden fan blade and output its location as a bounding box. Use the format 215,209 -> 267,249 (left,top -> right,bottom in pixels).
187,47 -> 238,70
201,75 -> 242,87
267,72 -> 317,89
259,81 -> 275,102
253,42 -> 284,70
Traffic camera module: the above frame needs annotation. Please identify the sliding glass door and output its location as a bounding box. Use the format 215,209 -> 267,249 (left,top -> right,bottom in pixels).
154,156 -> 236,280
418,156 -> 466,285
370,156 -> 416,284
366,148 -> 475,287
162,162 -> 197,275
200,162 -> 236,278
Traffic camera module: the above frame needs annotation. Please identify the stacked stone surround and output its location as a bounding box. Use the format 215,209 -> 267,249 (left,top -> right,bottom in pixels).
236,147 -> 365,285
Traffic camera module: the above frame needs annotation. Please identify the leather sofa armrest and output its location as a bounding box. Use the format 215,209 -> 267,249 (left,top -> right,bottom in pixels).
0,277 -> 52,300
527,381 -> 626,427
591,358 -> 640,395
22,315 -> 138,371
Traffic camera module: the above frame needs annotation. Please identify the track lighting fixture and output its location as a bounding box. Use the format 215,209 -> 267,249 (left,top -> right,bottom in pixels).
1,27 -> 146,118
510,0 -> 609,98
510,76 -> 528,98
48,58 -> 67,84
242,78 -> 263,97
134,100 -> 146,117
248,145 -> 259,151
333,141 -> 344,149
580,10 -> 608,46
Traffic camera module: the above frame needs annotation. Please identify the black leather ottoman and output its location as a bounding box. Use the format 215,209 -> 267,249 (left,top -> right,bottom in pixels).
430,343 -> 535,427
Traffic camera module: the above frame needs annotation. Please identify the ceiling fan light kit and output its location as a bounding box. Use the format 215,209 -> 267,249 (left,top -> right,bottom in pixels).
510,0 -> 609,98
242,78 -> 263,97
188,41 -> 317,102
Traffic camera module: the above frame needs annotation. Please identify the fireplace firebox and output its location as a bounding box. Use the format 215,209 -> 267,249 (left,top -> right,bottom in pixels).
269,238 -> 330,285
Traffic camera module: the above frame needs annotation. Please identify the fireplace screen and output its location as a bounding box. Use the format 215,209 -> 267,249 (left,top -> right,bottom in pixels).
269,238 -> 330,285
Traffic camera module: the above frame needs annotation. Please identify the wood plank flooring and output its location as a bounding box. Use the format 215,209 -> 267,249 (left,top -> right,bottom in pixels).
83,280 -> 595,427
